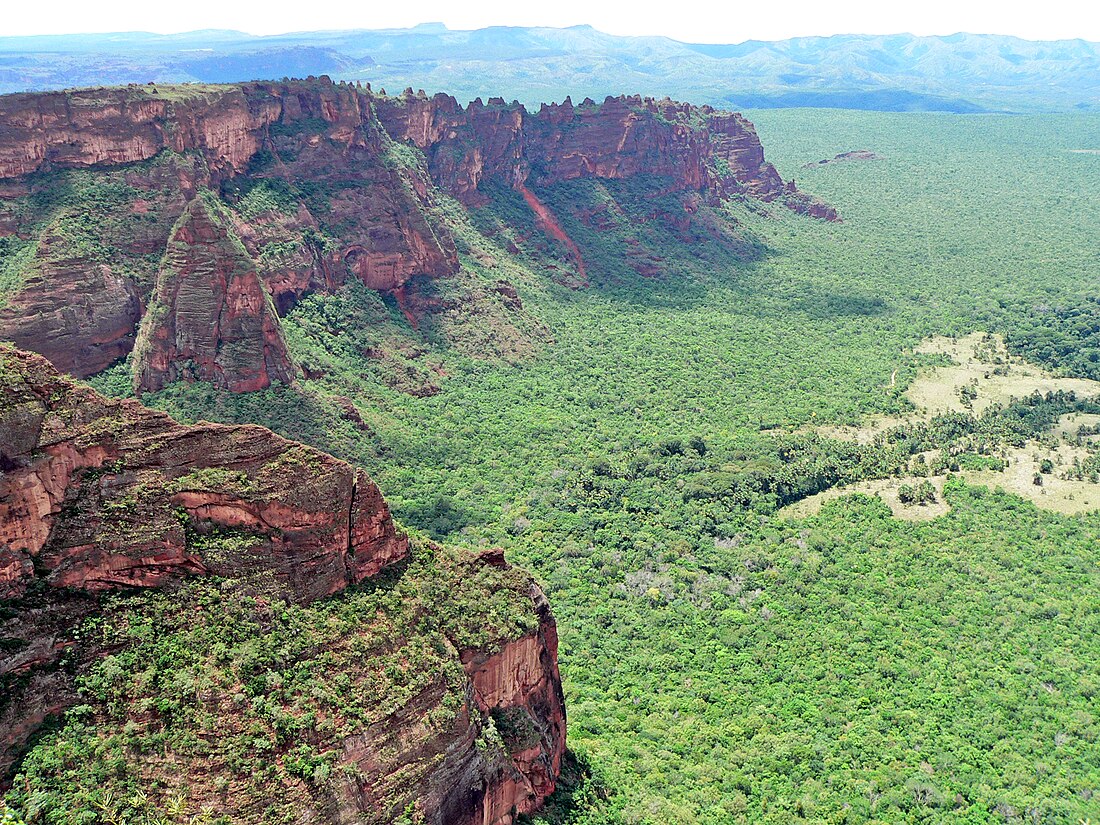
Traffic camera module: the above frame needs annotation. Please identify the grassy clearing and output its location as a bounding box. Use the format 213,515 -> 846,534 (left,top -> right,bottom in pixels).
824,332 -> 1100,444
909,333 -> 1100,415
787,333 -> 1100,519
784,441 -> 1100,520
783,475 -> 951,521
1055,411 -> 1100,441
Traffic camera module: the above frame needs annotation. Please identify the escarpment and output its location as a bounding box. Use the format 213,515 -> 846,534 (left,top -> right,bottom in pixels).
0,78 -> 834,394
0,346 -> 566,823
372,91 -> 829,215
0,227 -> 143,376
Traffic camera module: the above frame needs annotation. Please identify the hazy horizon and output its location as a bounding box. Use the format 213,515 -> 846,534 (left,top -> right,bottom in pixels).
6,0 -> 1099,44
2,22 -> 1099,46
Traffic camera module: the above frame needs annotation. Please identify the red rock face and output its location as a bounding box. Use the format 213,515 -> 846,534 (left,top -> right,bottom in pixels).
0,231 -> 142,376
2,356 -> 411,792
0,80 -> 460,279
0,85 -> 277,181
528,97 -> 710,190
0,347 -> 565,822
255,92 -> 459,295
230,203 -> 331,313
0,346 -> 407,604
0,345 -> 409,772
0,79 -> 833,244
517,183 -> 588,284
375,94 -> 528,204
335,556 -> 566,825
459,583 -> 567,825
132,197 -> 296,393
0,80 -> 833,395
375,90 -> 838,220
0,80 -> 462,389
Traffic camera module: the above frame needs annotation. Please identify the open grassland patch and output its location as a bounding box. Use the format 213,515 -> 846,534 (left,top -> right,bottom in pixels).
790,333 -> 1100,520
785,440 -> 1100,521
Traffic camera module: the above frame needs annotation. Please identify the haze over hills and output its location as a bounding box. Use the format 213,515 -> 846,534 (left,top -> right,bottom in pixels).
1,23 -> 1099,111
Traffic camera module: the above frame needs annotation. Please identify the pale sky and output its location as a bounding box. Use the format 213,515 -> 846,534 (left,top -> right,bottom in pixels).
4,0 -> 1099,42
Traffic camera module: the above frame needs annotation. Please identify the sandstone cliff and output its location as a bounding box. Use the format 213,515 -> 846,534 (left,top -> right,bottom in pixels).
0,346 -> 565,824
0,83 -> 830,217
0,79 -> 833,395
0,80 -> 462,392
132,196 -> 295,393
0,226 -> 142,376
373,91 -> 837,219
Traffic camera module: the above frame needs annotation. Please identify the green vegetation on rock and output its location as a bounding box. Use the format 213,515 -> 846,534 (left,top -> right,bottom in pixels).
4,539 -> 539,825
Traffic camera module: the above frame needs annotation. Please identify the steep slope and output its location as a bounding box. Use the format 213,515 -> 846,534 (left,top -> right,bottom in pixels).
0,79 -> 833,396
0,225 -> 142,376
0,345 -> 565,824
372,90 -> 832,217
132,195 -> 295,393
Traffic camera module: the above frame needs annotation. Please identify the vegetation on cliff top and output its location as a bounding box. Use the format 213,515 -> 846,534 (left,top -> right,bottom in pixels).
5,538 -> 541,825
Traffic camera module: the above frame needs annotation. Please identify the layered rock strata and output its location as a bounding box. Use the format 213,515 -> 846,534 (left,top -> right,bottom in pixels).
0,79 -> 834,394
132,196 -> 295,393
0,346 -> 565,822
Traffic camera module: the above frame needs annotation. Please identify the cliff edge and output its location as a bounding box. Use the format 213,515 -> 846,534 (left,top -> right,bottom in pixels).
0,79 -> 835,395
0,345 -> 565,824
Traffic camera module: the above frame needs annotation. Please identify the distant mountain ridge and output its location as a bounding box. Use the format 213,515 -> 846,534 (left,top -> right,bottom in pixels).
0,25 -> 1098,111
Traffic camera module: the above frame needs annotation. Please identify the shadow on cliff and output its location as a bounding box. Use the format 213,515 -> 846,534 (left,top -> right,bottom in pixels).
515,749 -> 620,825
474,178 -> 774,312
136,376 -> 386,470
396,494 -> 484,539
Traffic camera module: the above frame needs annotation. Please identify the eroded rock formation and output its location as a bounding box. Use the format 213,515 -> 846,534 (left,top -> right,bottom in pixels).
0,346 -> 565,822
0,343 -> 408,603
132,196 -> 295,393
373,91 -> 838,219
461,576 -> 567,821
0,227 -> 142,376
0,79 -> 834,394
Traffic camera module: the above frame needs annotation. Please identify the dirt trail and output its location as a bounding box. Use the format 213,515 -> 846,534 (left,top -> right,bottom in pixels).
517,183 -> 588,283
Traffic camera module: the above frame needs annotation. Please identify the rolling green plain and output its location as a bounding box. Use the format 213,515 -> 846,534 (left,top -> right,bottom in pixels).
58,110 -> 1100,823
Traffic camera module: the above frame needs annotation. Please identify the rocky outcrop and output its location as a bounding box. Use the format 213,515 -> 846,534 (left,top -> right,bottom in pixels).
0,80 -> 460,289
460,574 -> 566,824
0,84 -> 277,181
0,79 -> 464,391
0,79 -> 832,394
0,346 -> 565,821
132,196 -> 296,393
0,227 -> 142,376
375,91 -> 839,219
0,345 -> 407,605
374,93 -> 525,204
338,552 -> 566,825
0,344 -> 409,777
0,80 -> 832,225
